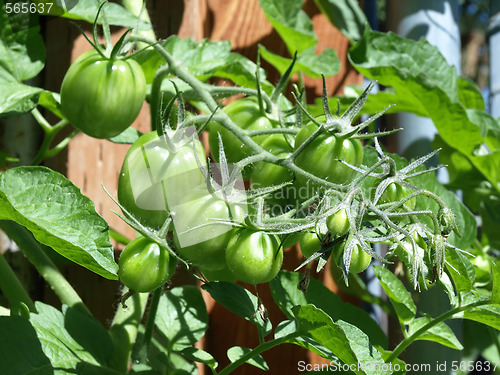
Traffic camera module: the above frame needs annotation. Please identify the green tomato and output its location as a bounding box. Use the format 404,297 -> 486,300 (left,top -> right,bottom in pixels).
226,229 -> 283,284
333,241 -> 371,274
281,232 -> 301,249
380,182 -> 416,211
294,123 -> 363,199
172,191 -> 246,271
299,231 -> 322,259
61,50 -> 146,139
326,208 -> 349,237
251,135 -> 295,209
208,98 -> 274,178
118,131 -> 207,230
118,236 -> 176,292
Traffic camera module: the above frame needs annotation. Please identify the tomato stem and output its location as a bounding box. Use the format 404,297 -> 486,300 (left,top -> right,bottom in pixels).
109,289 -> 149,372
0,220 -> 88,313
0,241 -> 36,313
133,287 -> 162,363
386,299 -> 492,363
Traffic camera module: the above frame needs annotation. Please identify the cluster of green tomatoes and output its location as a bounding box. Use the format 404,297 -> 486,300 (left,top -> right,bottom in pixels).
59,46 -> 437,294
113,97 -> 371,292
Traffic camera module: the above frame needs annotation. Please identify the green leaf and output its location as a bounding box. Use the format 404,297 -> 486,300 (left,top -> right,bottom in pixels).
445,248 -> 474,294
313,0 -> 368,42
29,302 -> 117,373
60,0 -> 150,28
270,270 -> 387,348
155,286 -> 208,351
293,305 -> 390,375
0,167 -> 117,279
480,195 -> 500,249
0,82 -> 43,116
227,346 -> 269,371
135,37 -> 272,92
259,45 -> 340,78
211,52 -> 273,92
0,4 -> 45,82
274,320 -> 337,360
0,315 -> 52,374
258,0 -> 317,54
349,30 -> 500,193
463,304 -> 500,331
372,266 -> 416,323
201,281 -> 272,337
407,315 -> 463,350
179,347 -> 217,369
269,270 -> 307,316
457,77 -> 485,110
38,91 -> 63,119
0,3 -> 45,115
492,261 -> 500,304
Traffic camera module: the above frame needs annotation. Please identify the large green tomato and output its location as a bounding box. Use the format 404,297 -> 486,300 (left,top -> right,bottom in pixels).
294,123 -> 363,199
226,229 -> 283,284
172,191 -> 246,270
208,98 -> 274,178
118,236 -> 177,292
61,50 -> 146,139
118,131 -> 207,230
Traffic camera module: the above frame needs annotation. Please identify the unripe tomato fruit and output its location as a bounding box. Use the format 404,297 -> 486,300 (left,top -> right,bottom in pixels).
226,229 -> 283,284
326,208 -> 350,237
333,241 -> 371,274
348,245 -> 372,274
172,191 -> 246,271
380,183 -> 416,211
118,131 -> 207,230
208,98 -> 274,178
299,231 -> 322,259
61,50 -> 146,139
251,135 -> 294,209
294,123 -> 363,199
118,236 -> 176,292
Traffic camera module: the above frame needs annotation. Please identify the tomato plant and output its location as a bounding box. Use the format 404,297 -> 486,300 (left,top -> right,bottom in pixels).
118,236 -> 176,292
118,130 -> 207,229
60,50 -> 146,139
0,1 -> 497,374
226,228 -> 283,284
